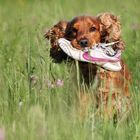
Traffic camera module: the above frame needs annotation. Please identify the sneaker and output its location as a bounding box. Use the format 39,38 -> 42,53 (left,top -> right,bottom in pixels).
58,38 -> 122,71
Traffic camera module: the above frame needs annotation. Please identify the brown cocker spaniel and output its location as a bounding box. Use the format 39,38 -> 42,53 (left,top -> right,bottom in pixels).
45,12 -> 131,119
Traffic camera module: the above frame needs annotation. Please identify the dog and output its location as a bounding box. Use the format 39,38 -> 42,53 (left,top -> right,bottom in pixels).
45,13 -> 131,119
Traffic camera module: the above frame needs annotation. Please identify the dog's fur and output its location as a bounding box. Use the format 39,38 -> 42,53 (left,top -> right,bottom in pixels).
45,13 -> 131,119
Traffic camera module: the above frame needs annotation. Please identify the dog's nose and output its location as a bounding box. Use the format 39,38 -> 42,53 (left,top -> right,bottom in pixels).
79,39 -> 89,48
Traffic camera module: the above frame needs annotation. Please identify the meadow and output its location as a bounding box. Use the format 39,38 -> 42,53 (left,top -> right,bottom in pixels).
0,0 -> 140,139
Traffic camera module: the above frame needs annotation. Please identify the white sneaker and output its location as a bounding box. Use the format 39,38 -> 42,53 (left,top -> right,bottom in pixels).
58,38 -> 122,71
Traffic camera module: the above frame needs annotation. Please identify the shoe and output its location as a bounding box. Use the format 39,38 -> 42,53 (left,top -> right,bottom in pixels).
58,38 -> 122,71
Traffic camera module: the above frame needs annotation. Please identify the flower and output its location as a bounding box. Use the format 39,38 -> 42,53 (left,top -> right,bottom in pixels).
0,128 -> 5,140
45,78 -> 64,88
56,79 -> 64,87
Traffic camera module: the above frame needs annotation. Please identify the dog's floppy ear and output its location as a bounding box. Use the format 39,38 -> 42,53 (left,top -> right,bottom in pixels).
44,21 -> 69,63
44,20 -> 68,43
96,12 -> 125,50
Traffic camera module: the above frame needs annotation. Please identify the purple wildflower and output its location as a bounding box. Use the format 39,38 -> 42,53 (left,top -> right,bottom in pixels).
0,128 -> 5,140
45,78 -> 64,88
56,79 -> 64,87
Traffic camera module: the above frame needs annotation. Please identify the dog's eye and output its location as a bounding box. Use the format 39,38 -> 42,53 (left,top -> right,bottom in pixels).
90,27 -> 96,32
72,27 -> 78,33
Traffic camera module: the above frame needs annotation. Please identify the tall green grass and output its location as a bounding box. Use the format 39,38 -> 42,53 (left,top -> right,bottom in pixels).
0,0 -> 140,139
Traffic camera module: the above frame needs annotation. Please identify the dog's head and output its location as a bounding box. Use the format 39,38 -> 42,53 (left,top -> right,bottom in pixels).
65,16 -> 101,50
45,13 -> 124,62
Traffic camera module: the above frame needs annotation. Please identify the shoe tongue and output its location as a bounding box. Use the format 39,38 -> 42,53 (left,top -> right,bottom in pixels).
105,47 -> 117,56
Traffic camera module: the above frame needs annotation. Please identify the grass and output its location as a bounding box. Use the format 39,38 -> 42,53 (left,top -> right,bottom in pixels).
0,0 -> 140,139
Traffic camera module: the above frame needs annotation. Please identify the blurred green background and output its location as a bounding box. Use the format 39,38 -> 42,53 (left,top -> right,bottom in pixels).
0,0 -> 140,140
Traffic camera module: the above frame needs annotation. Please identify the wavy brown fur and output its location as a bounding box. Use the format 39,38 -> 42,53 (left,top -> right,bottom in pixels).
45,13 -> 131,119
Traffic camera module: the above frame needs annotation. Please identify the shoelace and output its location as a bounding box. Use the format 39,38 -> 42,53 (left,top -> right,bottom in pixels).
58,38 -> 122,71
84,41 -> 120,57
